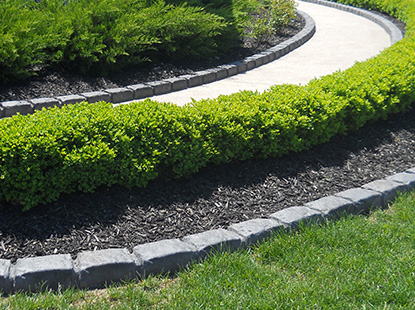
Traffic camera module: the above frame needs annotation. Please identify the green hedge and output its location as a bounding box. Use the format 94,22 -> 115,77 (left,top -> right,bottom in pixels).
0,0 -> 227,81
1,0 -> 415,211
0,0 -> 296,82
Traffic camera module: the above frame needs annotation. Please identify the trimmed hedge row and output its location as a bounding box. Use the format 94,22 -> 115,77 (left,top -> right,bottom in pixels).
0,0 -> 414,211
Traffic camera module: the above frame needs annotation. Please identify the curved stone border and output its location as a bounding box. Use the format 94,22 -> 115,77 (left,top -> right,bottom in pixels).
0,10 -> 316,119
0,3 -> 409,295
303,0 -> 404,44
1,167 -> 414,294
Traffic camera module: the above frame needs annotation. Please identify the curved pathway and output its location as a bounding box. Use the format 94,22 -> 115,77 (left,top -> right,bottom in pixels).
126,0 -> 391,106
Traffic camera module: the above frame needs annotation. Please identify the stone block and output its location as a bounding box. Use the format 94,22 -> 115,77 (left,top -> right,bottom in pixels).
75,248 -> 136,289
210,67 -> 228,80
243,57 -> 256,70
218,64 -> 238,77
127,84 -> 154,99
181,229 -> 242,258
12,254 -> 74,292
285,38 -> 296,51
30,98 -> 61,111
228,218 -> 284,245
146,81 -> 172,95
362,179 -> 408,206
230,61 -> 247,73
274,47 -> 283,60
1,100 -> 33,117
56,95 -> 86,106
0,259 -> 11,295
269,206 -> 323,229
279,43 -> 290,56
258,51 -> 275,64
291,32 -> 304,45
105,87 -> 134,103
180,74 -> 203,88
164,77 -> 188,92
334,187 -> 383,214
195,70 -> 216,84
304,195 -> 354,219
268,46 -> 283,60
385,172 -> 415,190
81,91 -> 111,103
249,54 -> 264,67
133,239 -> 196,276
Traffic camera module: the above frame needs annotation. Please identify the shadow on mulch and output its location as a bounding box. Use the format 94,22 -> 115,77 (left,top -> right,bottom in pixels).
1,105 -> 414,262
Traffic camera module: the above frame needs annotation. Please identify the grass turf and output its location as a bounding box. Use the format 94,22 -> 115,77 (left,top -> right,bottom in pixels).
2,189 -> 415,309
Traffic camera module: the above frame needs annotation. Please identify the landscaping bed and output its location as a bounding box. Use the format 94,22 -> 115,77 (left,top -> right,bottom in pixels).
1,105 -> 414,263
0,14 -> 304,102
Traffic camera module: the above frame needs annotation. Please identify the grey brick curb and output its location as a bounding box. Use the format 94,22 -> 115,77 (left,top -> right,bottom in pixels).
0,10 -> 315,118
1,167 -> 415,295
304,0 -> 404,43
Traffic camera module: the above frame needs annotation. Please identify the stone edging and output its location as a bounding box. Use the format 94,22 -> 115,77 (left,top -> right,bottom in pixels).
0,2 -> 409,295
303,0 -> 404,44
0,10 -> 316,118
1,168 -> 415,295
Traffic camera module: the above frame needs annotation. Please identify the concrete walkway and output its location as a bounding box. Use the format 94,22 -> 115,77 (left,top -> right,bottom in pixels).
126,0 -> 391,106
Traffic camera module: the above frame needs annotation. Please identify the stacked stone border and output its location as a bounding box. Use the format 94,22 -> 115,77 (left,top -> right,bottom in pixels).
0,10 -> 316,118
0,1 -> 408,295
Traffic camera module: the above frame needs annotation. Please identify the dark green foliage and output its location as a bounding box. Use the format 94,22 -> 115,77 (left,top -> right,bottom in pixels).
0,0 -> 225,81
165,0 -> 297,51
134,1 -> 227,62
58,0 -> 227,74
0,0 -> 70,82
245,0 -> 296,42
0,0 -> 296,81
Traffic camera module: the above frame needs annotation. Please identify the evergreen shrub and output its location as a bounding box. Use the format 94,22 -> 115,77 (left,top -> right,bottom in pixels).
0,0 -> 296,82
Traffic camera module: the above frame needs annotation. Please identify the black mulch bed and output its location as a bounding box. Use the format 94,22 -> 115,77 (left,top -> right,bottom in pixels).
0,11 -> 410,263
0,15 -> 306,102
1,107 -> 415,263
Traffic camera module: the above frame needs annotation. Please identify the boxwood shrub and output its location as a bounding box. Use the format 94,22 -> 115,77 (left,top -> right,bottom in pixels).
0,0 -> 414,210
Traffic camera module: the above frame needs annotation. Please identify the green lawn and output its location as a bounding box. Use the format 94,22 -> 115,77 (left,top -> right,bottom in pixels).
2,190 -> 415,309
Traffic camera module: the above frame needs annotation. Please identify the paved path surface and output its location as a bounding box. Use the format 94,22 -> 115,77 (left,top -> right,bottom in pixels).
123,0 -> 390,106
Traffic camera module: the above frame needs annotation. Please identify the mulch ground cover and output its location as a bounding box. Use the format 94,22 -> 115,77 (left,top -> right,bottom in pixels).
0,11 -> 411,263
